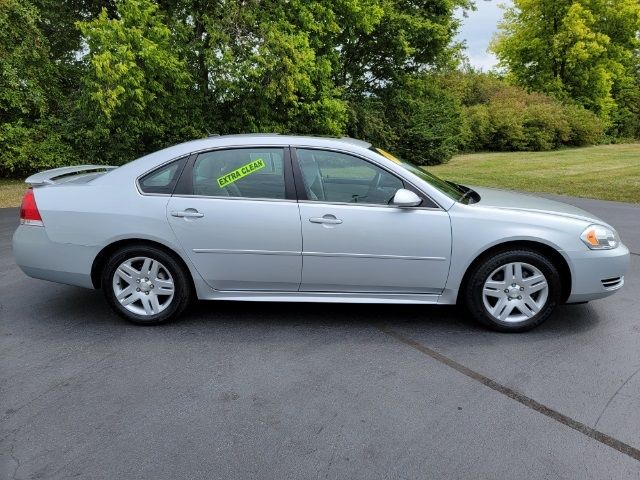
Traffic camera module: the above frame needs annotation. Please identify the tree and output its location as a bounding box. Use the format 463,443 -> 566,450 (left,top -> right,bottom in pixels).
154,0 -> 472,137
382,75 -> 463,165
1,0 -> 476,175
0,0 -> 54,124
0,0 -> 78,177
77,0 -> 198,163
491,0 -> 640,135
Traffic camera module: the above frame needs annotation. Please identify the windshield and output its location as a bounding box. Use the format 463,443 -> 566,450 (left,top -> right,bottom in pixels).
371,147 -> 467,201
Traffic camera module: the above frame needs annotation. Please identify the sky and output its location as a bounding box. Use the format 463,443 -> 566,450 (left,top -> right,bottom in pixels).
455,0 -> 513,70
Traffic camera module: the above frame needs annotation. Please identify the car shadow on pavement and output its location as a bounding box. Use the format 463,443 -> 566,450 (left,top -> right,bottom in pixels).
22,285 -> 600,341
181,297 -> 600,338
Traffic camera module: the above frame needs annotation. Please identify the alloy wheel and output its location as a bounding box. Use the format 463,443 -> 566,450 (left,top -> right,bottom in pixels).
112,257 -> 175,316
482,262 -> 549,323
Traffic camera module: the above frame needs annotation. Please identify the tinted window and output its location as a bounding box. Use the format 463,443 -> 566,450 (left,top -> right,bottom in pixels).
296,149 -> 403,205
192,148 -> 286,199
139,158 -> 185,194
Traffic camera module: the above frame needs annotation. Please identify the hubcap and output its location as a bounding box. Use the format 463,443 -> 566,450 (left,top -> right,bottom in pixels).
482,262 -> 549,323
112,257 -> 175,316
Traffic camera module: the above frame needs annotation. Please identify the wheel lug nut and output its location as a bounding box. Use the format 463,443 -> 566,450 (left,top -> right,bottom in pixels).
520,287 -> 524,291
504,289 -> 509,293
136,279 -> 140,283
136,288 -> 140,292
150,284 -> 154,289
518,295 -> 522,300
145,292 -> 149,295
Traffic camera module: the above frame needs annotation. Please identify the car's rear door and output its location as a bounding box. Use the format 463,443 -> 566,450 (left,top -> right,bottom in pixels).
166,146 -> 302,291
293,147 -> 451,294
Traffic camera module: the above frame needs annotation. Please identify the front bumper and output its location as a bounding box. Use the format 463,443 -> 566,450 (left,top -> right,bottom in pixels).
566,243 -> 630,303
13,225 -> 97,289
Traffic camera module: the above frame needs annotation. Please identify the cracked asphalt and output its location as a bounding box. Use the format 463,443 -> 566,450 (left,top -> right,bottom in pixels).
1,195 -> 639,479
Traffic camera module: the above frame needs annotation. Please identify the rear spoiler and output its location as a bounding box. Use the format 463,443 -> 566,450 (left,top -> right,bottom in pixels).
25,165 -> 117,186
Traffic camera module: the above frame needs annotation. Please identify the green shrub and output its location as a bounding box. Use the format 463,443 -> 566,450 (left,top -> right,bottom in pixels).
564,104 -> 606,146
452,72 -> 606,152
0,120 -> 80,178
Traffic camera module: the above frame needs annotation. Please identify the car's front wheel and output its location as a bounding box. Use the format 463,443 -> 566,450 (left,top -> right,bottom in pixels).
102,245 -> 192,325
464,249 -> 561,332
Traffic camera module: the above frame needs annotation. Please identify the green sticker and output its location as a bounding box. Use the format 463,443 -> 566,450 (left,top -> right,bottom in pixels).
217,158 -> 266,188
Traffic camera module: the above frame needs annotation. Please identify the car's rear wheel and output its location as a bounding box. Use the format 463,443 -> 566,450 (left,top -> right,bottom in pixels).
102,245 -> 191,325
464,249 -> 561,332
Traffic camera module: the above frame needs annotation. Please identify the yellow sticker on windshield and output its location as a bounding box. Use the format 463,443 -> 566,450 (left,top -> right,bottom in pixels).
217,158 -> 265,188
376,148 -> 402,165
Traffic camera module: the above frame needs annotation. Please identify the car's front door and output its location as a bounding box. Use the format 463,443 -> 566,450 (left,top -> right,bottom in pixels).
166,146 -> 302,291
293,148 -> 451,294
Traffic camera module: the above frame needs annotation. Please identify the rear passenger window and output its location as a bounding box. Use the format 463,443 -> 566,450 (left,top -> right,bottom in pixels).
193,148 -> 285,199
139,158 -> 186,194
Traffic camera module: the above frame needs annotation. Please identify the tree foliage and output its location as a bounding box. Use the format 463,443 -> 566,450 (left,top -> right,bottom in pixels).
0,0 -> 636,177
0,0 -> 473,175
0,0 -> 55,123
76,0 -> 198,163
492,0 -> 640,137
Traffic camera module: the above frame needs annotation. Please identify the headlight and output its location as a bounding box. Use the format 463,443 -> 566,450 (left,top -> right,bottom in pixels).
580,225 -> 619,250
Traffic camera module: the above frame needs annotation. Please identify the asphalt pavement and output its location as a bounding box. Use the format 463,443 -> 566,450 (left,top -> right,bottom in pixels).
1,195 -> 639,479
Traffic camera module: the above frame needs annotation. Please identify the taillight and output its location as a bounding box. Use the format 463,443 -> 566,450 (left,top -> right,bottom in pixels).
20,188 -> 44,226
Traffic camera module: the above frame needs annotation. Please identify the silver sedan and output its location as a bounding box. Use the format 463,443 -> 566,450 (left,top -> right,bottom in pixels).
13,134 -> 630,331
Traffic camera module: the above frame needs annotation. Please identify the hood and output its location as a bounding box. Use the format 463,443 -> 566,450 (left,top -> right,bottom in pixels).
469,186 -> 606,225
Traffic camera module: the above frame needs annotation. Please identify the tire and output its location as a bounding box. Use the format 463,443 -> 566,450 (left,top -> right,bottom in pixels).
101,245 -> 192,325
464,249 -> 561,332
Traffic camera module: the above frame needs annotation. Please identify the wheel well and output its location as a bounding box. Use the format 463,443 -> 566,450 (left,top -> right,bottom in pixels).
457,240 -> 572,305
91,239 -> 195,292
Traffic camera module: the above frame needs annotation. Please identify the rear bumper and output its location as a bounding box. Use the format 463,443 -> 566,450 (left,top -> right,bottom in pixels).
566,244 -> 630,303
13,225 -> 97,289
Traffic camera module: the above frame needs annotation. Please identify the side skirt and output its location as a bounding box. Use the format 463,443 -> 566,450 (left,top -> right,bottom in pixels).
197,290 -> 442,304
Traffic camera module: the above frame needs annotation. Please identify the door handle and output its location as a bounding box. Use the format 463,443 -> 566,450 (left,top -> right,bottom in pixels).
171,210 -> 204,218
309,216 -> 342,225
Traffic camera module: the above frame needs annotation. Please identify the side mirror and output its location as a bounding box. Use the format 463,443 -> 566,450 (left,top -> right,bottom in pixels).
391,188 -> 422,207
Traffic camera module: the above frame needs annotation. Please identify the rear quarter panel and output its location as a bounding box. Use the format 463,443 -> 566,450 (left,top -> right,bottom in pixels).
30,181 -> 206,292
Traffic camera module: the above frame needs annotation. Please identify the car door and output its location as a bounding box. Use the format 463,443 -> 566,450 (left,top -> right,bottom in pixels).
165,146 -> 302,291
293,147 -> 451,294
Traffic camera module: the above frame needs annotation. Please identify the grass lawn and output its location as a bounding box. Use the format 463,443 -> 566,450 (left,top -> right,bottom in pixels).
0,179 -> 26,208
429,143 -> 640,204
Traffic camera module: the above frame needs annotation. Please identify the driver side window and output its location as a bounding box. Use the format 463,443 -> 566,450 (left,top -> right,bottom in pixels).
296,149 -> 403,205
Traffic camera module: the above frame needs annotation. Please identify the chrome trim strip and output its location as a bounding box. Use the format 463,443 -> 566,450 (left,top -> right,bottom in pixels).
303,252 -> 447,261
191,248 -> 446,261
193,248 -> 300,255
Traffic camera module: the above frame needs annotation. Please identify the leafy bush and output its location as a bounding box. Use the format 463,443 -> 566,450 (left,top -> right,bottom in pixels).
0,121 -> 80,177
564,103 -> 607,146
450,72 -> 605,152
